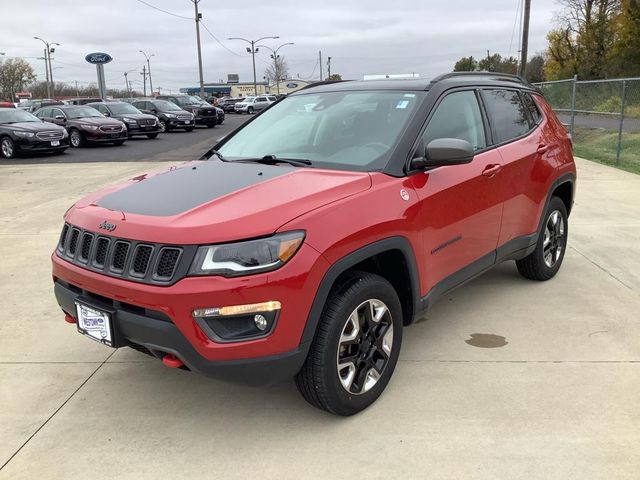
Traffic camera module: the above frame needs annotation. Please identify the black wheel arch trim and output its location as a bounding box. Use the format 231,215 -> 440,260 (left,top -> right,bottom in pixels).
299,236 -> 421,348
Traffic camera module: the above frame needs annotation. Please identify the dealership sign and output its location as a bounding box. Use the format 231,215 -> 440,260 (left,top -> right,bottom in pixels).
85,52 -> 113,65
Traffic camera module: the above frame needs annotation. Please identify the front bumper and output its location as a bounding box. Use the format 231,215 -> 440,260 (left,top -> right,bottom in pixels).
166,118 -> 194,129
194,114 -> 217,126
83,129 -> 128,142
126,124 -> 161,136
16,138 -> 69,152
51,243 -> 329,384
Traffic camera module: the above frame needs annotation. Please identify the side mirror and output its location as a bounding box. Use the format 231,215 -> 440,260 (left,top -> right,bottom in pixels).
55,115 -> 65,121
103,111 -> 110,117
411,138 -> 475,169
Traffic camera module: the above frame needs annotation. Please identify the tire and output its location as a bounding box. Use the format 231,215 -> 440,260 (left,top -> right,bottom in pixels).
158,120 -> 167,133
295,271 -> 403,416
146,133 -> 158,139
516,196 -> 568,281
185,127 -> 194,132
1,137 -> 16,159
113,140 -> 125,146
247,107 -> 254,114
69,129 -> 84,148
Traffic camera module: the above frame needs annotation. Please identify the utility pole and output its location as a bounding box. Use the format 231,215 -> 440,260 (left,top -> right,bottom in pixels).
518,0 -> 531,78
124,72 -> 129,97
140,50 -> 154,96
319,50 -> 323,81
327,56 -> 331,78
192,0 -> 205,99
74,80 -> 79,97
228,35 -> 280,96
141,65 -> 147,97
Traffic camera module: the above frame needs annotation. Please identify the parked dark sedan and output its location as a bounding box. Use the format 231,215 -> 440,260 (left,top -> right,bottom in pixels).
87,102 -> 161,139
131,99 -> 195,132
0,108 -> 69,158
35,105 -> 128,147
218,98 -> 243,113
157,94 -> 218,128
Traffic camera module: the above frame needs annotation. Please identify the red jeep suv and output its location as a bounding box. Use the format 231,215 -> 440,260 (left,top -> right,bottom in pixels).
52,73 -> 575,415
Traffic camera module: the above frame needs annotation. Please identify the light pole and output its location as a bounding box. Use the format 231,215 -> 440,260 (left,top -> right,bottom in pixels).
256,42 -> 294,95
139,50 -> 155,95
192,0 -> 205,99
228,36 -> 279,96
34,37 -> 60,97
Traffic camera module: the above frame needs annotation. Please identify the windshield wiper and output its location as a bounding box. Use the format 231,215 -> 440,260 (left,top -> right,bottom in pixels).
235,155 -> 312,167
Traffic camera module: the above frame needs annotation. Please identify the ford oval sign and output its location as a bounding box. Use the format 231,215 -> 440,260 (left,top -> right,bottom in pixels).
85,52 -> 113,65
286,82 -> 298,88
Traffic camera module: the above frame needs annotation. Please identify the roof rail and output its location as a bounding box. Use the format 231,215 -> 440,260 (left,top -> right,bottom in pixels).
430,71 -> 530,86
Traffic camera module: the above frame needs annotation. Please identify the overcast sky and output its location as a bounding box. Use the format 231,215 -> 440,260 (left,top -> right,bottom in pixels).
0,0 -> 559,93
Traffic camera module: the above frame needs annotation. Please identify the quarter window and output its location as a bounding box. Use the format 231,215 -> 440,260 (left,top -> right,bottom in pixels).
483,90 -> 531,143
422,91 -> 487,151
522,92 -> 542,125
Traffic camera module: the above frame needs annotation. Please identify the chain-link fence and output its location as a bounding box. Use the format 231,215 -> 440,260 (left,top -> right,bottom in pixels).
535,77 -> 640,173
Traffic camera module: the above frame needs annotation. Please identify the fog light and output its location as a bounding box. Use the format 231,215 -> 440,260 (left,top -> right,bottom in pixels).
254,314 -> 267,331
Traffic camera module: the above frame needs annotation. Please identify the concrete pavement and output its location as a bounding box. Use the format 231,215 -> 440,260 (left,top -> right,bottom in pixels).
0,157 -> 639,479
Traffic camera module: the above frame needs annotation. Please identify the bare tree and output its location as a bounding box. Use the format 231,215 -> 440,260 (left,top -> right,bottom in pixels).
264,56 -> 290,85
0,58 -> 36,101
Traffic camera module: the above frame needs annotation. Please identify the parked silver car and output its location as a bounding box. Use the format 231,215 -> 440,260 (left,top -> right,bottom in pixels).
234,95 -> 277,114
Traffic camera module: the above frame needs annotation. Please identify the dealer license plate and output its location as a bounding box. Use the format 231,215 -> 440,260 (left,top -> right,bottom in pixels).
184,121 -> 190,124
75,302 -> 114,347
51,140 -> 60,146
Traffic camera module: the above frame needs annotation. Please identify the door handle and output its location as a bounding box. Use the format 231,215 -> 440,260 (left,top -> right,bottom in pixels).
482,164 -> 502,177
537,144 -> 549,154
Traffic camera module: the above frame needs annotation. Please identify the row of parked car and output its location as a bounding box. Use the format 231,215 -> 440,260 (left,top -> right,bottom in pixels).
0,95 -> 226,159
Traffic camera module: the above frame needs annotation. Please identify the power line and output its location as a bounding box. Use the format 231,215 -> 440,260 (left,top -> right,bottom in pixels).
509,0 -> 524,57
199,21 -> 248,58
134,0 -> 191,19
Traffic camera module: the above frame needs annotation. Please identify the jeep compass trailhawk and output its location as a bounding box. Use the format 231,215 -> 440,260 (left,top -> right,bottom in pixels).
52,73 -> 575,415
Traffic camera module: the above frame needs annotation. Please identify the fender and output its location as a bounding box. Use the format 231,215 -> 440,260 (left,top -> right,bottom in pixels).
299,236 -> 421,348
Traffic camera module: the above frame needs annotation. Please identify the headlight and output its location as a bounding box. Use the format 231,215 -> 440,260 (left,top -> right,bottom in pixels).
165,113 -> 177,118
15,131 -> 35,138
189,231 -> 305,277
122,117 -> 137,124
82,125 -> 98,131
62,129 -> 69,137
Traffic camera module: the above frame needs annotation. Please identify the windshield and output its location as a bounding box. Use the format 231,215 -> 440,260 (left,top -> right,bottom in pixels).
108,103 -> 141,115
154,100 -> 183,112
67,107 -> 104,119
173,95 -> 202,106
0,109 -> 41,123
218,90 -> 424,171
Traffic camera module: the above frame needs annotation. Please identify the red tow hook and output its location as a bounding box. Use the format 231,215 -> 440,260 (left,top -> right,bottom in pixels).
64,314 -> 76,324
162,354 -> 184,369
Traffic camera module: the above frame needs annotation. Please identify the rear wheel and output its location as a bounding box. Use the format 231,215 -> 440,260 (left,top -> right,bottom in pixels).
146,133 -> 158,139
1,137 -> 16,159
69,129 -> 84,148
516,196 -> 568,280
296,271 -> 403,416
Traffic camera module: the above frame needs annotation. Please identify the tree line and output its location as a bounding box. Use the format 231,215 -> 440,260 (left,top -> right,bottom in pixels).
453,0 -> 639,81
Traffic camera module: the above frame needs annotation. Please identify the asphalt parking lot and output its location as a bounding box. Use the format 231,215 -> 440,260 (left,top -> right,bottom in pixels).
1,139 -> 639,478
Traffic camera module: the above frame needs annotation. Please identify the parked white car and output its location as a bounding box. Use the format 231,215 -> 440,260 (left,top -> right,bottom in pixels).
234,95 -> 277,114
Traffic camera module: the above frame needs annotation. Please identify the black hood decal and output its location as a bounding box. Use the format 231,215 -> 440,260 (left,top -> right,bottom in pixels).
97,161 -> 293,216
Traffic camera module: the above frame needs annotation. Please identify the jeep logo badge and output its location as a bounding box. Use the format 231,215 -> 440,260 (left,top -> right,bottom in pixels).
98,221 -> 116,232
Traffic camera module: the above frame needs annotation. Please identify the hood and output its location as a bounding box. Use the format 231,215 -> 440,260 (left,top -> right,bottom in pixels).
67,160 -> 371,244
5,121 -> 65,132
74,117 -> 123,127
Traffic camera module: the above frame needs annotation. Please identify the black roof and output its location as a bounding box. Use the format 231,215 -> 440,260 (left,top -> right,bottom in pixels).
294,72 -> 535,95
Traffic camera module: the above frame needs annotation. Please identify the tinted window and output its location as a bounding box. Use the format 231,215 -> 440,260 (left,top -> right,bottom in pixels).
267,96 -> 276,102
483,90 -> 530,143
522,92 -> 542,125
51,108 -> 64,118
36,108 -> 51,118
422,90 -> 486,151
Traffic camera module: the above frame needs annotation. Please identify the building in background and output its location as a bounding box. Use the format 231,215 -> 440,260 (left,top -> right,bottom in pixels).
180,77 -> 312,98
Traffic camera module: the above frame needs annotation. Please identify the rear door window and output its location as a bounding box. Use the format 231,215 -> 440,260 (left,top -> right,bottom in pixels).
522,92 -> 542,126
482,89 -> 531,143
422,90 -> 487,151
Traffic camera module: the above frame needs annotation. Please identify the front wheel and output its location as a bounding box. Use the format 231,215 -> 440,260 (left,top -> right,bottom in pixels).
295,271 -> 403,416
516,196 -> 568,280
69,129 -> 84,148
247,107 -> 254,114
1,137 -> 16,159
158,120 -> 167,133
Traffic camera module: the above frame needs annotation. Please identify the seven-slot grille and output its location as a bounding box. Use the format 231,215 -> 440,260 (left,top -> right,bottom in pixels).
56,223 -> 189,285
139,118 -> 156,126
36,130 -> 64,140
